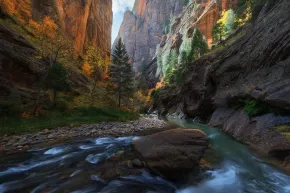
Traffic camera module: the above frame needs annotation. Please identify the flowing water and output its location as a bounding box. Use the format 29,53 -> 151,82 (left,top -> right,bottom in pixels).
0,119 -> 290,193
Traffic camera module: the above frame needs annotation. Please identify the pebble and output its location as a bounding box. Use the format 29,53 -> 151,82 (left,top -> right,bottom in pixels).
0,116 -> 167,153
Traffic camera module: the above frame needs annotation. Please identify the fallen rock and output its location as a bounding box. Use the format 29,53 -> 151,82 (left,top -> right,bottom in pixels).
133,128 -> 209,179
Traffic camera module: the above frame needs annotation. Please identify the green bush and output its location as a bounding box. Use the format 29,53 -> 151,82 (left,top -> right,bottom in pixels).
151,89 -> 161,99
231,97 -> 289,117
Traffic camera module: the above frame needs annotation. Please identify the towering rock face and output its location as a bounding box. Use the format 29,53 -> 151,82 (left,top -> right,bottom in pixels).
31,0 -> 112,58
115,0 -> 236,86
1,0 -> 112,58
115,0 -> 189,72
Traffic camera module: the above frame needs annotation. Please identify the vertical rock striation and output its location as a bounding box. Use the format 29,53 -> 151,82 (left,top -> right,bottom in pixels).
114,0 -> 189,72
31,0 -> 113,58
115,0 -> 236,84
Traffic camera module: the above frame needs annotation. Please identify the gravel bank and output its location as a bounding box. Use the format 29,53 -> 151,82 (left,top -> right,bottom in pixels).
0,116 -> 167,155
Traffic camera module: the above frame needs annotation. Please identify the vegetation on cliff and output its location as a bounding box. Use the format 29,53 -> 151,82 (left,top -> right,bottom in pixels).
0,3 -> 141,135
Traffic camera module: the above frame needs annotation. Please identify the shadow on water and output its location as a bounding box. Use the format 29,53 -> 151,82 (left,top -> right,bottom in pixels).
0,118 -> 290,193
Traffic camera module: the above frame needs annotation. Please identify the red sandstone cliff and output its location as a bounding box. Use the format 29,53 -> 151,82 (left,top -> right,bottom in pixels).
1,0 -> 112,58
197,0 -> 238,45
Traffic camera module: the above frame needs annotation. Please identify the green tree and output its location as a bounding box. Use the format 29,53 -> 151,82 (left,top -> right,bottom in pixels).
44,63 -> 71,106
109,38 -> 135,108
164,49 -> 178,84
188,29 -> 209,61
225,9 -> 236,36
175,51 -> 188,83
212,22 -> 226,44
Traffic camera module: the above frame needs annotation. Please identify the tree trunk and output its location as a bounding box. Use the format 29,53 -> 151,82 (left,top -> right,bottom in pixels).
90,80 -> 97,107
118,91 -> 121,108
53,90 -> 57,107
32,59 -> 54,115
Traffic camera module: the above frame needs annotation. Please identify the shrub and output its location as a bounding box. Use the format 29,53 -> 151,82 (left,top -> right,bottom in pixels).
231,96 -> 289,117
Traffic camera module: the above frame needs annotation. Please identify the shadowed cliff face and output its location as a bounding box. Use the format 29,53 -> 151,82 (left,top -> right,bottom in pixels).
31,0 -> 112,57
155,0 -> 290,165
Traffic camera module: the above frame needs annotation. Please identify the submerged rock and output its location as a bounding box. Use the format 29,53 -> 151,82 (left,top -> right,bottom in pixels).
133,128 -> 209,179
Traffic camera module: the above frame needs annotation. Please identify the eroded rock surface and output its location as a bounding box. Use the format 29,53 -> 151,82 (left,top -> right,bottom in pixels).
133,128 -> 209,179
209,108 -> 290,160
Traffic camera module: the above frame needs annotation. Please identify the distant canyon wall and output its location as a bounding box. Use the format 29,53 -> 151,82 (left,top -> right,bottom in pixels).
114,0 -> 189,72
115,0 -> 237,74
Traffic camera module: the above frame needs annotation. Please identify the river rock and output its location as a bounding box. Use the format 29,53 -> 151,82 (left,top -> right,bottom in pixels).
133,128 -> 209,179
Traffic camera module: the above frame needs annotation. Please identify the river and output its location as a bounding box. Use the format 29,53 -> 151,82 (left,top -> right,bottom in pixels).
0,118 -> 290,193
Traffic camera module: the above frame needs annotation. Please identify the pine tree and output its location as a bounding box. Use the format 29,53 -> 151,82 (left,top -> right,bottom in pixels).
109,38 -> 135,108
188,29 -> 209,62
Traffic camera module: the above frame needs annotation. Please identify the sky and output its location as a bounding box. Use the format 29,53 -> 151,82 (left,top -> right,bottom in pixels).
112,0 -> 135,45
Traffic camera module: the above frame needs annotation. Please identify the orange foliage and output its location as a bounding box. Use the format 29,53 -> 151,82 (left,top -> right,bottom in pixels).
147,78 -> 165,102
42,16 -> 58,38
82,62 -> 92,76
83,44 -> 111,81
1,0 -> 31,23
29,16 -> 58,39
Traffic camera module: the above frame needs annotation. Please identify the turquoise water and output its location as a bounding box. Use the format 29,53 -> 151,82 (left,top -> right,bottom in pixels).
170,118 -> 290,193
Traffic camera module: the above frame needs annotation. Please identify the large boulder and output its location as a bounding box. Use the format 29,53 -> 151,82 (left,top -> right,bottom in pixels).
133,128 -> 209,179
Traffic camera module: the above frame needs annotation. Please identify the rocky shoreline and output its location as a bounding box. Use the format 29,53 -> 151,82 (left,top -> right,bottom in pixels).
0,116 -> 167,155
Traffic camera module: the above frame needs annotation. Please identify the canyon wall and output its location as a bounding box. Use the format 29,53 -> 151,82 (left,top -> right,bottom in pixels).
115,0 -> 236,86
114,0 -> 189,72
155,0 -> 290,166
1,0 -> 113,57
32,0 -> 112,58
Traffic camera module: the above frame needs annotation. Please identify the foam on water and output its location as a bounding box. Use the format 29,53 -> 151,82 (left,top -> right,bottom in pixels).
95,137 -> 115,144
44,147 -> 65,155
79,145 -> 96,150
177,163 -> 242,193
86,152 -> 115,164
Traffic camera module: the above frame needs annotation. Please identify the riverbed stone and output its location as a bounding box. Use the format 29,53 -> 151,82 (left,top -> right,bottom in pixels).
133,128 -> 209,179
0,116 -> 167,154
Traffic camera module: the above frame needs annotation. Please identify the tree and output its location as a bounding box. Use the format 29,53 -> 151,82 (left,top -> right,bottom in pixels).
29,16 -> 73,115
83,44 -> 107,106
109,38 -> 135,108
175,51 -> 188,83
164,49 -> 178,84
44,63 -> 71,106
188,29 -> 209,61
212,22 -> 226,44
225,9 -> 236,36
